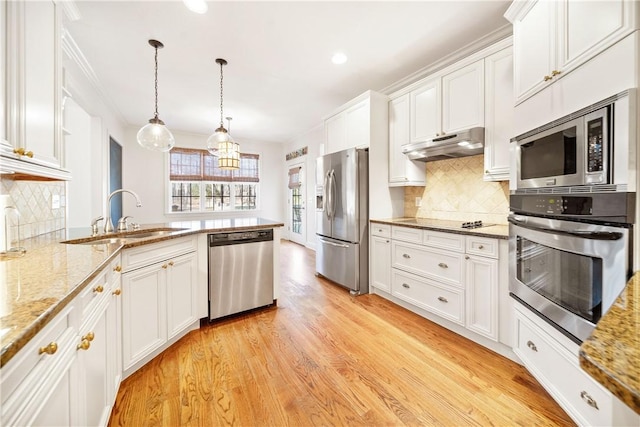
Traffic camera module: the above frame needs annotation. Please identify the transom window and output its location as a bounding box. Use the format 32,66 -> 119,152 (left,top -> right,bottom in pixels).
169,147 -> 259,212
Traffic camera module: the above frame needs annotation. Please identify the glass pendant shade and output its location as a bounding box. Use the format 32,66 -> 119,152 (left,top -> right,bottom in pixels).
137,118 -> 175,152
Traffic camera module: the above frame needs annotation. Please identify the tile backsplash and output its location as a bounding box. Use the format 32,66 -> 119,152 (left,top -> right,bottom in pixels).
1,177 -> 66,246
404,154 -> 509,224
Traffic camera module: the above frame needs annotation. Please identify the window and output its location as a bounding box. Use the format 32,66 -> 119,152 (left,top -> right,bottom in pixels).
169,148 -> 259,212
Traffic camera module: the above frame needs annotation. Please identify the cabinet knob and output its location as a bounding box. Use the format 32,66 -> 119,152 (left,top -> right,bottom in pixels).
437,296 -> 448,303
82,331 -> 95,342
402,283 -> 410,289
551,70 -> 561,77
38,342 -> 58,355
543,75 -> 552,82
162,263 -> 168,269
93,285 -> 104,293
465,255 -> 470,260
580,391 -> 599,410
112,288 -> 121,296
113,265 -> 122,272
168,261 -> 174,267
485,170 -> 490,174
385,240 -> 389,243
438,262 -> 448,269
526,340 -> 538,352
77,339 -> 91,351
478,245 -> 484,249
402,253 -> 411,259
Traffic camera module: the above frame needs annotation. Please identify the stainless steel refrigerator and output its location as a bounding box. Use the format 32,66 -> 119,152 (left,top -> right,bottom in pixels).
316,147 -> 368,295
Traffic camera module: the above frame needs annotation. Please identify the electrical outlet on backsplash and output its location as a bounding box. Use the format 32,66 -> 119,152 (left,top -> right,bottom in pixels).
403,155 -> 510,224
0,177 -> 66,243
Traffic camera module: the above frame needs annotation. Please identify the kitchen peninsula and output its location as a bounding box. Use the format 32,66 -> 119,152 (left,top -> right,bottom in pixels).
1,217 -> 283,366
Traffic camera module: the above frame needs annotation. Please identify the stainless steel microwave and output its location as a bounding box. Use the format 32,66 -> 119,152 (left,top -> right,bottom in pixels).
515,106 -> 609,189
511,89 -> 636,191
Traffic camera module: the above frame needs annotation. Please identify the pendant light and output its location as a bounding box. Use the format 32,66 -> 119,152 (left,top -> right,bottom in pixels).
207,58 -> 240,170
137,39 -> 175,152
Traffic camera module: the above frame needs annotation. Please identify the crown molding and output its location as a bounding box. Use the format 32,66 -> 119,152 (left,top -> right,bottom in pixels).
61,26 -> 127,125
380,24 -> 513,96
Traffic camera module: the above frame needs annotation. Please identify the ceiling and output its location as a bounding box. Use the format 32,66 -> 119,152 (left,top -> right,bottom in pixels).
65,1 -> 512,145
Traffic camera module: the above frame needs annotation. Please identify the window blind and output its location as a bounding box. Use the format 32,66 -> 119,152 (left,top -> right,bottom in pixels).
170,148 -> 259,182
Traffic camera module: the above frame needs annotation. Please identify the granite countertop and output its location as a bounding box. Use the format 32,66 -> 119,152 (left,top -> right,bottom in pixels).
579,272 -> 640,415
371,217 -> 509,240
0,218 -> 283,368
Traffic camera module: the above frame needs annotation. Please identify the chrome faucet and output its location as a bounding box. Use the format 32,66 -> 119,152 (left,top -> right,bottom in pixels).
104,189 -> 142,233
91,216 -> 104,236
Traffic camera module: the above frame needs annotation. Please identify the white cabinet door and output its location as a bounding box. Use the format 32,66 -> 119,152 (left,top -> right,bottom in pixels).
483,47 -> 514,181
388,94 -> 425,186
77,303 -> 110,427
370,235 -> 391,292
465,254 -> 499,341
29,357 -> 77,427
122,264 -> 167,370
166,252 -> 198,340
106,282 -> 122,409
512,0 -> 555,103
441,59 -> 484,133
410,78 -> 440,142
324,113 -> 346,155
558,0 -> 629,73
345,99 -> 370,149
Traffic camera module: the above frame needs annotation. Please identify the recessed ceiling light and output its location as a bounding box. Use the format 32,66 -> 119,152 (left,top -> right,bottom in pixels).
331,52 -> 348,65
183,0 -> 208,14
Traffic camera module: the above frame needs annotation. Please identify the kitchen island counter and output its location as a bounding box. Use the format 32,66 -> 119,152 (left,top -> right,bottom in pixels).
0,218 -> 283,367
579,272 -> 640,415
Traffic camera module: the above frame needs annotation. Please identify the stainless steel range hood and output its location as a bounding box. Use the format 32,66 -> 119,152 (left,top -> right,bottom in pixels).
401,127 -> 485,162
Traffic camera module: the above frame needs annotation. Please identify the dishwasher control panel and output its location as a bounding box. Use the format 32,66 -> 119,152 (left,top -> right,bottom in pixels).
208,229 -> 273,246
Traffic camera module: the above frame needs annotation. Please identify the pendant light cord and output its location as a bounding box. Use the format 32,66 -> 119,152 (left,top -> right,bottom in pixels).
154,45 -> 159,120
219,61 -> 224,128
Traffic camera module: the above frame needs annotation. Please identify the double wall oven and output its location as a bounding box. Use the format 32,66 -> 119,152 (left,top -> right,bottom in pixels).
509,89 -> 636,344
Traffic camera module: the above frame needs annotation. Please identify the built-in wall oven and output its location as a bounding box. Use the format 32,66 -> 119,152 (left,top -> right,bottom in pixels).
509,89 -> 636,344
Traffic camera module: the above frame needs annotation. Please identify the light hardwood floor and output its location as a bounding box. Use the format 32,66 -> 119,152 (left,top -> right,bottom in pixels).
109,240 -> 574,426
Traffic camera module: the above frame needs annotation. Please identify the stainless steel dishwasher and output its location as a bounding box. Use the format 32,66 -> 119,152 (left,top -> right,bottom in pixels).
208,229 -> 274,320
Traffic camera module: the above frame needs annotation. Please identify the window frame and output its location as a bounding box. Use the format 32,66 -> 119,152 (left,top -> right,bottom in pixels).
165,148 -> 261,215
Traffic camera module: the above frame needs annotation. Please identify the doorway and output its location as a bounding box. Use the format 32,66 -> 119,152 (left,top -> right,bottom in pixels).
287,163 -> 305,246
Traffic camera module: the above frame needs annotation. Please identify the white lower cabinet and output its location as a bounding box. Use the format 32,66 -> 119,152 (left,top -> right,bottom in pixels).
121,236 -> 198,375
371,224 -> 507,346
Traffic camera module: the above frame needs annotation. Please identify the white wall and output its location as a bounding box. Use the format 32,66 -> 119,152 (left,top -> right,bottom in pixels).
64,98 -> 92,227
283,124 -> 323,249
121,127 -> 285,224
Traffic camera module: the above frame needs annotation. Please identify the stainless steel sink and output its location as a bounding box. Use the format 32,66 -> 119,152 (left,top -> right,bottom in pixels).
63,227 -> 188,245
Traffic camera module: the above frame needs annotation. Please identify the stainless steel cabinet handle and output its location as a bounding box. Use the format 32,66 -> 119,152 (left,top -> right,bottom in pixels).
403,253 -> 411,259
438,262 -> 448,269
437,296 -> 448,303
402,283 -> 410,289
580,391 -> 599,410
527,340 -> 538,352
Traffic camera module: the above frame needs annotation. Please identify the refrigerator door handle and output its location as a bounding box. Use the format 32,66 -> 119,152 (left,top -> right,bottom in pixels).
323,171 -> 331,220
330,169 -> 337,219
318,237 -> 349,248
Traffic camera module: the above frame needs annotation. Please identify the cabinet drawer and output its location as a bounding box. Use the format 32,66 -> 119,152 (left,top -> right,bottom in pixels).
391,226 -> 423,244
392,241 -> 464,288
371,223 -> 391,238
78,270 -> 109,322
392,269 -> 464,324
423,230 -> 465,252
1,305 -> 76,408
465,236 -> 498,258
121,236 -> 197,272
515,312 -> 612,425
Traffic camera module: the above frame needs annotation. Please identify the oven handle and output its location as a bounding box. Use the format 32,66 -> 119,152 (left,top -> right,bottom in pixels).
508,217 -> 624,241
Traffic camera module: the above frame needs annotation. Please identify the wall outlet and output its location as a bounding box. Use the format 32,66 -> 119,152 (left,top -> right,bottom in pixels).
51,194 -> 60,209
415,197 -> 422,207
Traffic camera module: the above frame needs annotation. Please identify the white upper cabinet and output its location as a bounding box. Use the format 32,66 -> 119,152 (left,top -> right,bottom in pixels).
324,112 -> 346,155
506,0 -> 637,105
483,46 -> 514,182
389,94 -> 425,186
345,100 -> 370,149
410,78 -> 441,142
2,0 -> 69,179
441,60 -> 485,134
410,60 -> 484,143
